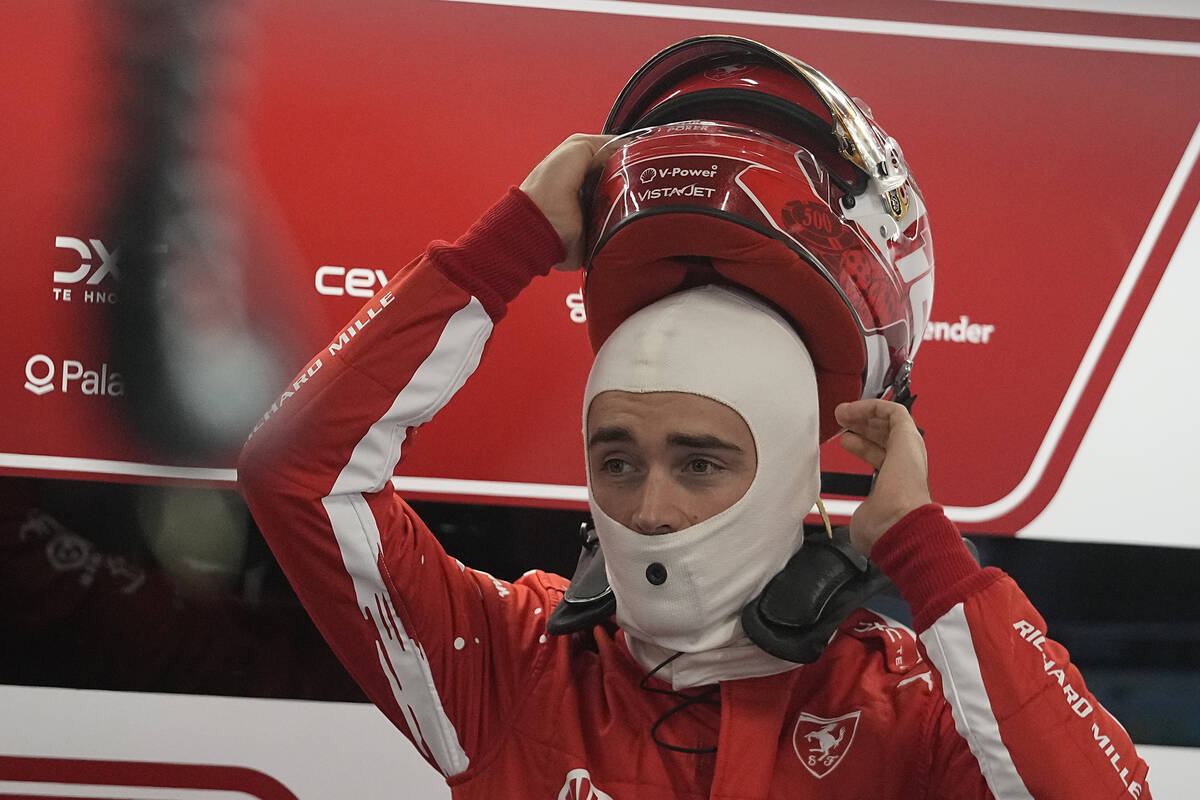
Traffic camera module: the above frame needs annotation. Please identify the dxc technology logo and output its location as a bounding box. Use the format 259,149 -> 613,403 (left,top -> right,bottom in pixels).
52,236 -> 119,304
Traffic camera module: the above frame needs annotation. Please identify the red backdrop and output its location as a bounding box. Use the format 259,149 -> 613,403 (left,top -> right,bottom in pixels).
2,0 -> 1198,533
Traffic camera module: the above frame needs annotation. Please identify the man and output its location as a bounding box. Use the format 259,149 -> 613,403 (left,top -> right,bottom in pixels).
238,134 -> 1152,797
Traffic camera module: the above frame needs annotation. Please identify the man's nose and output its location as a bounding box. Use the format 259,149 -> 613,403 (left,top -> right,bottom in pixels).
630,469 -> 686,535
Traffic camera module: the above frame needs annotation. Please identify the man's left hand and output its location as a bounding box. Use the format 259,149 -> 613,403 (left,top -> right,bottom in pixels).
518,133 -> 614,271
834,399 -> 932,556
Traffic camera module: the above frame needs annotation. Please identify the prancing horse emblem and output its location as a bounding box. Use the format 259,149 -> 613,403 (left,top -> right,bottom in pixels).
792,710 -> 861,779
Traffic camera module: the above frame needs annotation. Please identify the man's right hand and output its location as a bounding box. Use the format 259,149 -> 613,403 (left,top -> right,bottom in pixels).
834,399 -> 933,556
519,133 -> 614,271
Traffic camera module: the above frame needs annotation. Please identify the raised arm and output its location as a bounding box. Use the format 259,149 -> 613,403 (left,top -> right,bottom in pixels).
237,134 -> 610,779
836,399 -> 1152,799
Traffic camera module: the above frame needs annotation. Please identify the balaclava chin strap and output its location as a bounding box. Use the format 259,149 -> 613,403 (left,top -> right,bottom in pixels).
584,284 -> 821,689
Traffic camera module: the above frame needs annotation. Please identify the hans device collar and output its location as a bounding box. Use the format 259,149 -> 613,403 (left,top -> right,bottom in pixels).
547,471 -> 979,663
740,526 -> 894,663
546,523 -> 616,636
545,519 -> 894,663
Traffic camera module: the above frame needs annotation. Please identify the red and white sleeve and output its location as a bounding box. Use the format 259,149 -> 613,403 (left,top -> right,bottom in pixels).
874,505 -> 1153,800
238,189 -> 565,779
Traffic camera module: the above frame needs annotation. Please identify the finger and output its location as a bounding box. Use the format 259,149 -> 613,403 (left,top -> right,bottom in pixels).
839,431 -> 886,470
834,401 -> 892,448
562,133 -> 618,172
574,132 -> 618,154
835,398 -> 900,426
834,399 -> 881,431
523,134 -> 611,186
858,416 -> 894,449
567,132 -> 617,148
837,399 -> 920,442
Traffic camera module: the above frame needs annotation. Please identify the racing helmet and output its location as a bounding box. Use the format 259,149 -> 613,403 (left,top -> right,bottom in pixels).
584,35 -> 934,442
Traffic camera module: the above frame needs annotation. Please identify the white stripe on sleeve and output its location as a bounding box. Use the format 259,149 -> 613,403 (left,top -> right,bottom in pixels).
922,603 -> 1034,800
322,297 -> 493,777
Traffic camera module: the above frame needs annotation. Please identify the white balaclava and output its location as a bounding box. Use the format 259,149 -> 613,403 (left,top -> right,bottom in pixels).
584,284 -> 821,688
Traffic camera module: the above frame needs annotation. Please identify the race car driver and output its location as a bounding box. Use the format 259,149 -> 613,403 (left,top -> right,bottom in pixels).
237,131 -> 1153,798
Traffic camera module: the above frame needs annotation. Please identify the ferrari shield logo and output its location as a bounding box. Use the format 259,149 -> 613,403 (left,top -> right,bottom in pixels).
792,710 -> 861,779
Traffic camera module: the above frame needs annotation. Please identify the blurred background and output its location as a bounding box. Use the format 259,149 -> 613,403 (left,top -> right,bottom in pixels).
0,0 -> 1197,796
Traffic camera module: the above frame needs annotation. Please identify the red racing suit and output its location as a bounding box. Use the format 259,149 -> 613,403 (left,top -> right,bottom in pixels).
238,189 -> 1153,799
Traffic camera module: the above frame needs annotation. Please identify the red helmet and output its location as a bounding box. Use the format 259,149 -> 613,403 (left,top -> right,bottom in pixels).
584,36 -> 934,442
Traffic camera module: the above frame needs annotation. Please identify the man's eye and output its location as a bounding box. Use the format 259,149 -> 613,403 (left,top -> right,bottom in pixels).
686,458 -> 722,475
602,458 -> 630,475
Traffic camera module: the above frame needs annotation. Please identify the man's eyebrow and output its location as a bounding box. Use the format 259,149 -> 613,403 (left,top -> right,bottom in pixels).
667,433 -> 744,453
588,426 -> 634,448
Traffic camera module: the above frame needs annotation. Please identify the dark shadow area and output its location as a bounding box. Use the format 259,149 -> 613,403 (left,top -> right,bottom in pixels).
970,535 -> 1200,747
2,476 -> 1195,747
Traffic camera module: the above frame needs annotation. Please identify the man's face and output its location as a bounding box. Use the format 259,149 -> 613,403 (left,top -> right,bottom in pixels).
586,390 -> 757,534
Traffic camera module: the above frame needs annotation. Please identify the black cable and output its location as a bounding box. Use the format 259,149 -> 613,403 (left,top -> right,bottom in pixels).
638,652 -> 721,755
